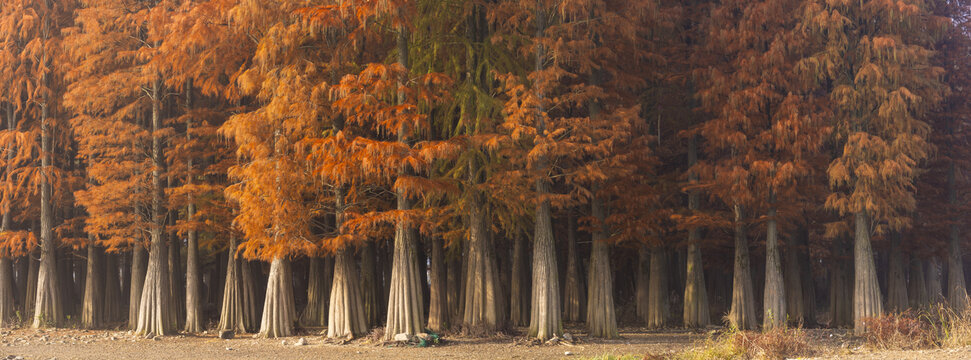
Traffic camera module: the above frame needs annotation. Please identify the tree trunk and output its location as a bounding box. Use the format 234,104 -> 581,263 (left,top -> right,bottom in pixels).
360,243 -> 381,327
646,247 -> 668,328
586,194 -> 617,338
927,257 -> 944,304
184,179 -> 203,332
763,205 -> 785,330
15,256 -> 27,315
383,210 -> 425,338
25,248 -> 38,318
0,257 -> 13,326
785,230 -> 805,326
683,136 -> 709,328
636,247 -> 650,324
853,212 -> 882,335
241,258 -> 260,331
218,233 -> 246,334
563,213 -> 584,323
908,256 -> 928,308
327,249 -> 367,338
463,195 -> 505,330
797,227 -> 817,327
168,231 -> 185,329
82,242 -> 104,329
948,163 -> 968,312
829,239 -> 853,327
104,252 -> 123,323
258,258 -> 295,338
427,236 -> 448,332
300,256 -> 328,327
448,247 -> 463,326
33,103 -> 60,328
728,204 -> 756,330
886,233 -> 908,312
128,245 -> 147,329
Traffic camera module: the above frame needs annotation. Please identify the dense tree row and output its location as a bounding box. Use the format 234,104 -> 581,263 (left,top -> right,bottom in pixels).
0,0 -> 967,341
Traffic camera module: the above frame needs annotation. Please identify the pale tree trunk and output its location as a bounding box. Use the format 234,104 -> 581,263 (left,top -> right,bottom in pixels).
33,103 -> 61,328
384,28 -> 425,340
82,241 -> 104,329
427,236 -> 448,332
463,194 -> 505,330
886,233 -> 908,312
948,163 -> 968,313
927,257 -> 944,304
908,256 -> 928,308
258,258 -> 295,338
683,136 -> 709,328
104,253 -> 123,322
785,229 -> 805,326
300,256 -> 328,327
327,249 -> 367,339
218,233 -> 246,334
361,243 -> 381,327
184,80 -> 203,332
636,247 -> 650,323
135,89 -> 174,336
562,213 -> 584,323
852,211 -> 882,335
728,204 -> 756,330
646,247 -> 669,328
586,194 -> 617,338
128,245 -> 147,329
763,205 -> 785,330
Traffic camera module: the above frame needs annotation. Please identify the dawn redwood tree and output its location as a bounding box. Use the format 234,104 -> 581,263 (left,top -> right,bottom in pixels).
801,0 -> 946,334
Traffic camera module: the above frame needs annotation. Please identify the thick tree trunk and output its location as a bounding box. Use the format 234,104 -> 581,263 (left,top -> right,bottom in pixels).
886,233 -> 908,312
463,196 -> 505,330
33,104 -> 60,328
586,194 -> 617,338
135,230 -> 173,336
241,258 -> 260,331
829,240 -> 853,327
183,82 -> 203,333
683,137 -> 709,328
948,164 -> 968,312
168,232 -> 185,329
728,205 -> 756,330
300,257 -> 328,327
646,247 -> 669,328
384,213 -> 425,338
636,247 -> 650,323
509,235 -> 530,327
763,206 -> 785,330
82,242 -> 104,329
427,236 -> 448,332
852,212 -> 882,335
563,213 -> 584,323
128,245 -> 147,329
797,228 -> 817,327
0,257 -> 13,326
448,247 -> 463,326
258,258 -> 295,338
25,248 -> 38,318
908,256 -> 928,308
927,257 -> 944,303
785,230 -> 805,326
327,250 -> 367,338
104,253 -> 123,323
218,233 -> 246,334
360,243 -> 381,327
15,256 -> 27,315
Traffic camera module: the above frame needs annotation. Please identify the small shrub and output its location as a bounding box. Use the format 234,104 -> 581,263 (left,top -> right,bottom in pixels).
860,311 -> 935,350
675,328 -> 817,360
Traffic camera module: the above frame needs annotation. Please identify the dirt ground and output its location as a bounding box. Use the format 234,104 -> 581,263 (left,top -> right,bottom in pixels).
0,326 -> 962,359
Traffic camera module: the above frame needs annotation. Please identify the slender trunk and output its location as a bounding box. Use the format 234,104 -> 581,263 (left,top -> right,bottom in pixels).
0,257 -> 13,326
258,258 -> 295,338
948,163 -> 968,312
104,252 -> 123,322
384,27 -> 425,340
886,233 -> 908,312
168,229 -> 184,328
927,257 -> 944,303
463,194 -> 505,330
300,257 -> 328,327
763,205 -> 785,330
360,243 -> 381,327
184,82 -> 202,332
909,256 -> 928,308
327,249 -> 367,338
427,236 -> 447,332
82,242 -> 103,329
728,204 -> 756,330
128,245 -> 147,329
563,213 -> 584,322
25,247 -> 38,318
447,247 -> 463,326
636,247 -> 650,323
586,194 -> 617,338
683,136 -> 709,328
33,103 -> 60,328
15,256 -> 27,315
798,230 -> 817,328
852,211 -> 882,335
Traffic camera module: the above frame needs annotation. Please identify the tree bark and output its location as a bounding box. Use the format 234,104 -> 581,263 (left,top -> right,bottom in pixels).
785,229 -> 805,326
829,239 -> 853,327
25,247 -> 38,319
908,256 -> 928,308
636,247 -> 650,324
886,233 -> 908,312
258,258 -> 295,338
300,256 -> 329,327
360,243 -> 381,327
853,212 -> 882,335
15,256 -> 27,316
327,249 -> 367,338
33,103 -> 60,328
168,230 -> 185,329
104,252 -> 123,323
683,136 -> 709,328
0,257 -> 13,326
763,205 -> 785,330
82,242 -> 104,329
728,204 -> 756,330
448,246 -> 464,326
128,244 -> 146,329
927,257 -> 944,304
948,162 -> 968,313
586,194 -> 617,338
563,213 -> 584,323
646,247 -> 669,328
427,236 -> 448,332
463,195 -> 505,330
218,233 -> 246,334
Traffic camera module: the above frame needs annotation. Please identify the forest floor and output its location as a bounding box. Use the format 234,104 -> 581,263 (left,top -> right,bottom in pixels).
0,325 -> 962,359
